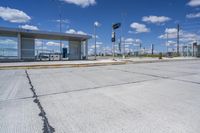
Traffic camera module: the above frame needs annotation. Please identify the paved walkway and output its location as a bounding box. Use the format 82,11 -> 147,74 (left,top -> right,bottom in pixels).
0,57 -> 198,69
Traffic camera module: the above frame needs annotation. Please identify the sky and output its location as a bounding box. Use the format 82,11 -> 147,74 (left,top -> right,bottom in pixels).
0,0 -> 200,55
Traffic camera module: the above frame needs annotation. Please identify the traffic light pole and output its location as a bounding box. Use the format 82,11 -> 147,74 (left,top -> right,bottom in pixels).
112,23 -> 121,60
112,30 -> 115,59
177,24 -> 180,56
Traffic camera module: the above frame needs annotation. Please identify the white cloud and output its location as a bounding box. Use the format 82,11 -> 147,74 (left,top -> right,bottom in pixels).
0,7 -> 31,23
35,41 -> 42,46
96,41 -> 103,45
46,41 -> 65,47
142,16 -> 171,24
159,28 -> 177,39
77,31 -> 87,35
37,46 -> 48,50
46,41 -> 60,46
125,38 -> 134,43
159,28 -> 200,43
66,29 -> 76,34
91,44 -> 100,48
61,0 -> 96,8
186,12 -> 200,18
124,38 -> 142,46
166,40 -> 176,46
165,28 -> 177,34
19,24 -> 39,30
130,22 -> 150,33
66,29 -> 87,35
0,39 -> 17,45
187,0 -> 200,7
180,32 -> 200,42
91,34 -> 99,39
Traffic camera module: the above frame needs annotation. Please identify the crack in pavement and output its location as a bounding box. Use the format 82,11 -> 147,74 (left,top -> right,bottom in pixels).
25,70 -> 55,133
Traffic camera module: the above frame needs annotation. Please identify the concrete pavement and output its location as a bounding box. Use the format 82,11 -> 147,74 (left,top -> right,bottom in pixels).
0,60 -> 200,133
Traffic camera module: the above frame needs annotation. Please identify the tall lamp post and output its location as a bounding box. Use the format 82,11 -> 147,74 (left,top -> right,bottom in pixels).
121,13 -> 127,59
94,21 -> 101,60
52,0 -> 63,60
59,7 -> 62,60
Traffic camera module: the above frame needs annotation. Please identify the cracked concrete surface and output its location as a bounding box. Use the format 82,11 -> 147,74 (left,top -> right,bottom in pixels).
25,70 -> 55,133
0,60 -> 200,133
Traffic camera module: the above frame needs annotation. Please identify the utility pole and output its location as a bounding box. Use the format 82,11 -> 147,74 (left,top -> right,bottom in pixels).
94,24 -> 97,60
177,24 -> 180,56
166,32 -> 169,53
139,43 -> 142,56
121,13 -> 127,59
151,44 -> 154,55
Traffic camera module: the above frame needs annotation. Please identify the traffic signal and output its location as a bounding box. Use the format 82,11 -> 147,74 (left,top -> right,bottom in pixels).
111,32 -> 115,42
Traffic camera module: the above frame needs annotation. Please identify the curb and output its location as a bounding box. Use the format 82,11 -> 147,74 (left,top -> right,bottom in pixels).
0,58 -> 199,70
0,61 -> 126,70
123,58 -> 199,64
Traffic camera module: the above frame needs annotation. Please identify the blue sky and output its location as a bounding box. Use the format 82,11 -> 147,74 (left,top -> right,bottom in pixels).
0,0 -> 200,54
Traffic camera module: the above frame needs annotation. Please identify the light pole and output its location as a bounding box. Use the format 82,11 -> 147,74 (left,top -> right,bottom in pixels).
51,0 -> 63,60
58,4 -> 63,60
121,12 -> 127,59
94,21 -> 100,60
166,31 -> 169,53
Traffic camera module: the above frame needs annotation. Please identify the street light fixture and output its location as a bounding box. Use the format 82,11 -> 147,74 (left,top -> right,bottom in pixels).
94,21 -> 101,60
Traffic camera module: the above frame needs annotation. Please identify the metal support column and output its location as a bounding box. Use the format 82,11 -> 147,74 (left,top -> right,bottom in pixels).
85,40 -> 88,59
17,33 -> 21,60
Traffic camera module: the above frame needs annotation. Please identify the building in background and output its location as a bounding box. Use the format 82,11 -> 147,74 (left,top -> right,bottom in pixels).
0,27 -> 91,61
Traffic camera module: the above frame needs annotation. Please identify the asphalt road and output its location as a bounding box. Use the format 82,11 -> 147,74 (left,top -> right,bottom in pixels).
0,60 -> 200,133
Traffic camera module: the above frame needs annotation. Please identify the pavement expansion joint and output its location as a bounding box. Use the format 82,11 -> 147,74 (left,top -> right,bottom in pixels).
107,68 -> 200,85
107,68 -> 169,79
38,78 -> 159,98
169,78 -> 200,85
25,70 -> 55,133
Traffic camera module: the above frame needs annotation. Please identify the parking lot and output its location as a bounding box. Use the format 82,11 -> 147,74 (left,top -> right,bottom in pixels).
0,60 -> 200,133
